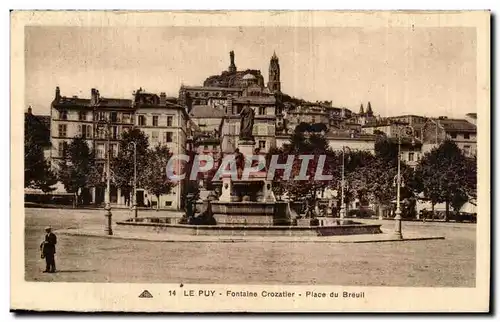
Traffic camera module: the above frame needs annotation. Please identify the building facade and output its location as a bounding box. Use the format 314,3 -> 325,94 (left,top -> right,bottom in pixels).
49,87 -> 188,209
133,89 -> 189,209
421,116 -> 477,157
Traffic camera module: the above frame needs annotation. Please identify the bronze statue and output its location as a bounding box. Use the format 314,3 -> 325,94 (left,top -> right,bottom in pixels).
239,103 -> 255,141
230,50 -> 235,66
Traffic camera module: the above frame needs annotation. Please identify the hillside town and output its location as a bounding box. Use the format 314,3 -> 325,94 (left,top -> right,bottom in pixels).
25,50 -> 477,221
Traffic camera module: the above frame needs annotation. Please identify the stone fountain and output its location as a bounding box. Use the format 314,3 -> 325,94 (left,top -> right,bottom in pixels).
116,104 -> 382,237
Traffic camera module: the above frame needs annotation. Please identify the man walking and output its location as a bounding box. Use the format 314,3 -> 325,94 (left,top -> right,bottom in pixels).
40,227 -> 57,273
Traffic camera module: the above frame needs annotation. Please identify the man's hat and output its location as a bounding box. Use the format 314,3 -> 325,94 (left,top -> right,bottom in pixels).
45,227 -> 51,231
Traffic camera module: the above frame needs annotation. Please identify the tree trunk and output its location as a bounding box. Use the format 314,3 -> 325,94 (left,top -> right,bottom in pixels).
445,201 -> 450,222
156,194 -> 160,211
431,203 -> 435,221
74,192 -> 78,208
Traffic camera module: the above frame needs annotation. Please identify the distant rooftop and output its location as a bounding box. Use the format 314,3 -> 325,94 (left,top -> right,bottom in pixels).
434,118 -> 477,132
182,85 -> 243,92
233,96 -> 276,105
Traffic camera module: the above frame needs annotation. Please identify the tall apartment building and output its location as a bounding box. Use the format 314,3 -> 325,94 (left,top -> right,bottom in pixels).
133,89 -> 189,209
49,87 -> 188,209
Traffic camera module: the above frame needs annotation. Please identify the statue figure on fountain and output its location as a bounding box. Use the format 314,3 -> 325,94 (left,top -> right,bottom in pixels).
239,102 -> 255,143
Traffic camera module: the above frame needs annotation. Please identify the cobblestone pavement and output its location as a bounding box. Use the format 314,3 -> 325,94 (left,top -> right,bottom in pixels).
24,208 -> 476,286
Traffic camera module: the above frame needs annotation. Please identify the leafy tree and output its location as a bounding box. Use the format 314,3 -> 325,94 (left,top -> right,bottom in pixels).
464,155 -> 477,204
294,122 -> 311,133
112,128 -> 150,204
414,140 -> 475,221
24,117 -> 56,192
57,137 -> 97,205
375,136 -> 399,164
267,132 -> 337,213
341,150 -> 376,211
35,161 -> 58,193
142,145 -> 176,210
345,138 -> 414,218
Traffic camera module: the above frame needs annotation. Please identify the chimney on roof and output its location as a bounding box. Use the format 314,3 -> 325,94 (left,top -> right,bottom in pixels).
160,92 -> 166,105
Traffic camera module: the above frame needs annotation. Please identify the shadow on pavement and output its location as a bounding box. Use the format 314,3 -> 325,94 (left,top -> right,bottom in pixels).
53,269 -> 97,273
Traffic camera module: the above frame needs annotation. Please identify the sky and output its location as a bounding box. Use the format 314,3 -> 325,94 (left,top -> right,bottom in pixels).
25,26 -> 476,118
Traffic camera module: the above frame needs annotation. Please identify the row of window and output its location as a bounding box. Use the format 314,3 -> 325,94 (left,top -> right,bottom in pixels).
449,132 -> 473,140
57,141 -> 119,159
58,110 -> 135,124
137,115 -> 173,127
406,146 -> 474,162
58,123 -> 178,145
57,110 -> 175,127
150,131 -> 174,143
226,124 -> 275,136
58,124 -> 132,139
228,106 -> 268,115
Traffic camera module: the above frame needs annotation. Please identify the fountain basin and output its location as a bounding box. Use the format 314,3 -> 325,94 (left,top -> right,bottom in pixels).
210,201 -> 289,226
116,219 -> 383,237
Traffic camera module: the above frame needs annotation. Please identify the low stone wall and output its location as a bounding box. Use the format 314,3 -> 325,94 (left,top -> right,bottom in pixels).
116,221 -> 383,237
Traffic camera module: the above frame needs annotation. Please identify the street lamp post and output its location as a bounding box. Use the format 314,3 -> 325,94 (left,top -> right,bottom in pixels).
97,120 -> 113,236
393,134 -> 403,240
339,146 -> 350,219
128,141 -> 138,218
393,125 -> 414,240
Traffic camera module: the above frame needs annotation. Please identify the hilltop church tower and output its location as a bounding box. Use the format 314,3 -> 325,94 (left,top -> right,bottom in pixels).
267,51 -> 281,93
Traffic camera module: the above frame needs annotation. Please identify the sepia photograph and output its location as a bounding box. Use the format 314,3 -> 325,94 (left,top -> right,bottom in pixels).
11,10 -> 490,312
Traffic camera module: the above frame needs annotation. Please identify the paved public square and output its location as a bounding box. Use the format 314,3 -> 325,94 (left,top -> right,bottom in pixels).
24,208 -> 476,287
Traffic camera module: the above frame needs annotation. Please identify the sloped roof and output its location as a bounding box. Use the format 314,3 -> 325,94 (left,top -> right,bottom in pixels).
182,85 -> 243,92
99,98 -> 132,108
56,97 -> 90,106
437,118 -> 476,132
189,105 -> 226,118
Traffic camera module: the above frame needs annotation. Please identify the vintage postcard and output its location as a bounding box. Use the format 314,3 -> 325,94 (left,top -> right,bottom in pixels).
11,10 -> 490,312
